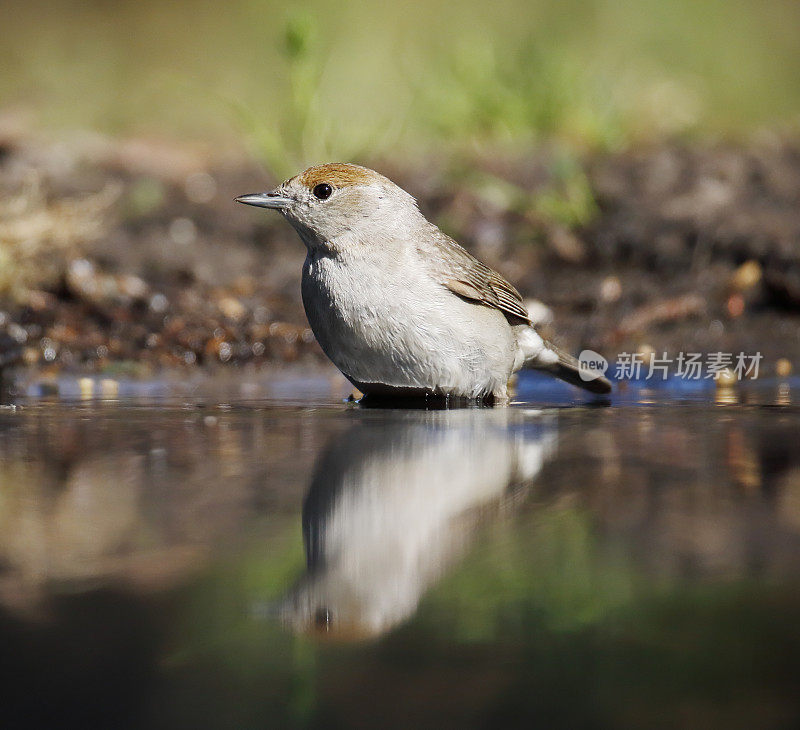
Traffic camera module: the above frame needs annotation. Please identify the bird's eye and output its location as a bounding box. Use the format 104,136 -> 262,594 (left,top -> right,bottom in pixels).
312,183 -> 333,200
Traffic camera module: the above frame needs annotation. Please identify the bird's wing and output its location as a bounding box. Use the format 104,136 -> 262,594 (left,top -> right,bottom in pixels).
420,228 -> 531,325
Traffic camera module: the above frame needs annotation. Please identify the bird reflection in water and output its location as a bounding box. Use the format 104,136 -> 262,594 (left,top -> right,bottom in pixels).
279,409 -> 556,639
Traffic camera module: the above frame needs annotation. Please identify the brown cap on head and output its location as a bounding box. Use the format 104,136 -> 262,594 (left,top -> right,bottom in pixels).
294,163 -> 389,189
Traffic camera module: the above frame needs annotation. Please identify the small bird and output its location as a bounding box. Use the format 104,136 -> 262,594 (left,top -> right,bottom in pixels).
237,163 -> 611,402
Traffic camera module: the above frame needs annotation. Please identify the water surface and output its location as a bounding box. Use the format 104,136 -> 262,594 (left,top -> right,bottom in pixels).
1,375 -> 799,728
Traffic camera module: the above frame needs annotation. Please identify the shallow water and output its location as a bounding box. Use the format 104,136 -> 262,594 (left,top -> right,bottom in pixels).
1,373 -> 800,728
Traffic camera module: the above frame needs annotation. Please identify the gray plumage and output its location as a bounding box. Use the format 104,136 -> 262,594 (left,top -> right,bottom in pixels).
236,163 -> 611,401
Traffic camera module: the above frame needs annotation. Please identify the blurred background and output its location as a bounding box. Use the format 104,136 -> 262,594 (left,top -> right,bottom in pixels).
4,0 -> 800,157
1,0 -> 800,381
3,7 -> 800,726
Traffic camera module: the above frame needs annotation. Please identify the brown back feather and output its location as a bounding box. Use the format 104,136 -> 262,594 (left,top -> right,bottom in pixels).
422,228 -> 531,325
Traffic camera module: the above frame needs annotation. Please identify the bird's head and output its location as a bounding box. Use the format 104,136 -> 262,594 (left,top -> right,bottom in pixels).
236,163 -> 423,252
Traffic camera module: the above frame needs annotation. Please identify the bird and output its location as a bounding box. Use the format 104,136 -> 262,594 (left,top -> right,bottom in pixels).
236,163 -> 611,403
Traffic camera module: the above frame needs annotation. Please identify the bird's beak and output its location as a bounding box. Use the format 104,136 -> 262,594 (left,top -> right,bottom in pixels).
235,191 -> 293,210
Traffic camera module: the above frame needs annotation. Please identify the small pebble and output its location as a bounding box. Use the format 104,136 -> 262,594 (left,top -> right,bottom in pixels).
218,342 -> 232,362
22,347 -> 39,365
726,293 -> 745,318
8,323 -> 27,343
150,293 -> 169,313
218,296 -> 246,321
730,260 -> 762,292
600,275 -> 622,303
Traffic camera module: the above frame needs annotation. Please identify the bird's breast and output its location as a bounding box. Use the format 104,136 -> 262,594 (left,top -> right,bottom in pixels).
300,252 -> 515,397
301,253 -> 422,362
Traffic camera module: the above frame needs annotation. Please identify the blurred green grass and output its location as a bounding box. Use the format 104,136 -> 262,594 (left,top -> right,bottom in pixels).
1,0 -> 799,176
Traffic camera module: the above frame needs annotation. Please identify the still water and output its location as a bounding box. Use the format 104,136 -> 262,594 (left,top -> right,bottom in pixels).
1,374 -> 799,728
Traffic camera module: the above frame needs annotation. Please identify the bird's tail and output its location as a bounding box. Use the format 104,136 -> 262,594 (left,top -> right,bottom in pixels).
538,341 -> 612,394
518,328 -> 612,395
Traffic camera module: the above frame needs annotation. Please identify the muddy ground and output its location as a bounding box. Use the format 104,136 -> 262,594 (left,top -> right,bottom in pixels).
1,129 -> 799,383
